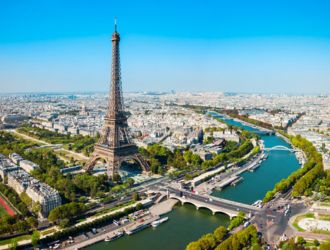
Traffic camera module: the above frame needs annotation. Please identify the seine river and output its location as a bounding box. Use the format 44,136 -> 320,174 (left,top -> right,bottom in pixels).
86,113 -> 300,250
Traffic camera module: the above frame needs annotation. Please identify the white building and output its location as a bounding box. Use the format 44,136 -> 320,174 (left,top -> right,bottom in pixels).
2,155 -> 61,217
213,130 -> 240,143
9,153 -> 23,165
26,180 -> 62,217
0,155 -> 20,181
19,160 -> 39,173
7,169 -> 30,195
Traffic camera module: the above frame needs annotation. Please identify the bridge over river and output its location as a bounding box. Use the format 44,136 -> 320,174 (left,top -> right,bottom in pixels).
166,187 -> 261,218
263,145 -> 297,152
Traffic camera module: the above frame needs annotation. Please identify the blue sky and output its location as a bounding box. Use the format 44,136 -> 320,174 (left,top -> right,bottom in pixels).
0,0 -> 330,93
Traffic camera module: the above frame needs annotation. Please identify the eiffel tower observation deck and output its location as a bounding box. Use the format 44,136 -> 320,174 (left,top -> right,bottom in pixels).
84,20 -> 149,178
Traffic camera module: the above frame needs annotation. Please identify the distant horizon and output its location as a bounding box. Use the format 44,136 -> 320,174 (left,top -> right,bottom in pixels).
0,90 -> 329,96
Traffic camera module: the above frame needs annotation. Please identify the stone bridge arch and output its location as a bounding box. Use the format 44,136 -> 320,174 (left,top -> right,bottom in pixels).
170,195 -> 236,218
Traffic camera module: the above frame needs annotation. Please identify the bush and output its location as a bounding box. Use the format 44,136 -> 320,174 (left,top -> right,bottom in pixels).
228,212 -> 245,230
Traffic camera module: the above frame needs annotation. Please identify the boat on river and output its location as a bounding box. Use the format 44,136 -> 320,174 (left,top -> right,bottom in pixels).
105,230 -> 124,242
230,177 -> 243,186
125,222 -> 150,235
151,217 -> 169,227
249,163 -> 260,172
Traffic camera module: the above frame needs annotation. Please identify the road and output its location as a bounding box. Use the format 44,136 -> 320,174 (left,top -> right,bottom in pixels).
252,194 -> 307,247
167,187 -> 259,215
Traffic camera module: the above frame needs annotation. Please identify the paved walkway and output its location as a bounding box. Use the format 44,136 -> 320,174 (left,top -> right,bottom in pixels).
62,227 -> 125,250
149,199 -> 178,216
296,232 -> 330,240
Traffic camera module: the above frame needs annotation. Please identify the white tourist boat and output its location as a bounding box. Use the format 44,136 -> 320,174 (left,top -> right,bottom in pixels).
105,230 -> 124,242
151,217 -> 169,228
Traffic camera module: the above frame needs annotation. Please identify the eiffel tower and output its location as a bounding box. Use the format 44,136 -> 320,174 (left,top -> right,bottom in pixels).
85,20 -> 149,178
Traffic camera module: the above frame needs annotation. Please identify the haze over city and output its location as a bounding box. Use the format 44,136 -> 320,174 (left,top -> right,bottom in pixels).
1,0 -> 330,93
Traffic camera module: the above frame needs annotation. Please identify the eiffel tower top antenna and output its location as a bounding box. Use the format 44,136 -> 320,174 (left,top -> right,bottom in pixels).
114,17 -> 117,32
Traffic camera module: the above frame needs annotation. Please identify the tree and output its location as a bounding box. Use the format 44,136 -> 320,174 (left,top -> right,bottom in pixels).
213,226 -> 227,243
136,203 -> 143,210
313,239 -> 320,246
59,218 -> 70,228
199,233 -> 216,250
231,234 -> 240,250
9,238 -> 17,250
31,230 -> 40,247
32,202 -> 41,214
132,192 -> 139,201
320,242 -> 330,250
296,236 -> 305,245
191,154 -> 202,166
150,158 -> 161,173
124,178 -> 135,188
48,202 -> 87,227
112,173 -> 122,183
228,212 -> 245,230
186,242 -> 202,250
27,217 -> 38,229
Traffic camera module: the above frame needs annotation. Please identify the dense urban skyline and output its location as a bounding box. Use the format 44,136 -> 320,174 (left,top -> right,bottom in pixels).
1,0 -> 330,93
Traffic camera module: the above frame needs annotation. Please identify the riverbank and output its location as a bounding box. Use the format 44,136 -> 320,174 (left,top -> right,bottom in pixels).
83,203 -> 230,250
60,199 -> 179,250
208,111 -> 274,134
208,112 -> 301,205
195,152 -> 266,195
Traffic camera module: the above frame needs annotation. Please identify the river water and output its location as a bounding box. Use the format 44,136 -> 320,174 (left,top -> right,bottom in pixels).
86,112 -> 300,250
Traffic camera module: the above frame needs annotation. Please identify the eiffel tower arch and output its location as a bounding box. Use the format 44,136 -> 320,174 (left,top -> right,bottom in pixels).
84,20 -> 149,178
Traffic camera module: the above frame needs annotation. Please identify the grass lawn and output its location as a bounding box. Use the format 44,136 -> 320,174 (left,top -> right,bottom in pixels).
292,214 -> 307,232
0,235 -> 31,246
319,214 -> 330,221
41,228 -> 57,236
